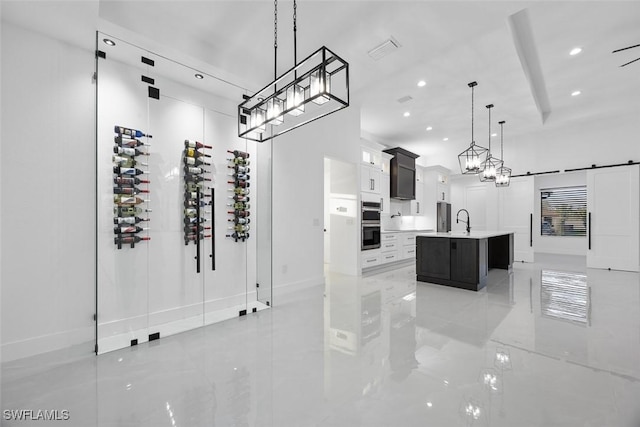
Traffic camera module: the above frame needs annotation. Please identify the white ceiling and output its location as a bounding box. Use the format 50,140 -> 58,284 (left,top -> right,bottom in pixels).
4,1 -> 640,171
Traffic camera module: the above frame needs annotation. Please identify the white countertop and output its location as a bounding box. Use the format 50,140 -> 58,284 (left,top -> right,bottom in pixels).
381,229 -> 434,234
416,231 -> 513,239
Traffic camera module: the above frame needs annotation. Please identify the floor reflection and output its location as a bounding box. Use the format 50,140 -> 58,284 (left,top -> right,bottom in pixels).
2,257 -> 640,426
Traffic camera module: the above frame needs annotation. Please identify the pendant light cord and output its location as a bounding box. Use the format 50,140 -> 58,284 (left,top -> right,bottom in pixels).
274,0 -> 278,80
487,104 -> 492,154
500,121 -> 505,159
293,0 -> 297,65
471,85 -> 474,144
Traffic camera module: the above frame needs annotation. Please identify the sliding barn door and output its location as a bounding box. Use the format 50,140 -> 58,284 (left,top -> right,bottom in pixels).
587,165 -> 639,272
499,177 -> 534,262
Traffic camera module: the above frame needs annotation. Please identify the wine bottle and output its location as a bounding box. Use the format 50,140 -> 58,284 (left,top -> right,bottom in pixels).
228,187 -> 250,195
227,231 -> 249,240
114,225 -> 149,235
114,135 -> 148,148
184,217 -> 208,225
229,194 -> 250,202
228,165 -> 250,174
113,166 -> 148,176
114,235 -> 150,245
185,148 -> 211,158
229,217 -> 250,225
184,199 -> 211,208
228,157 -> 250,166
228,210 -> 250,218
227,180 -> 250,188
228,172 -> 250,181
184,157 -> 211,167
227,202 -> 250,210
227,150 -> 250,159
184,233 -> 212,242
184,208 -> 211,218
114,216 -> 149,225
114,146 -> 149,157
184,139 -> 212,149
184,225 -> 211,233
114,177 -> 150,186
185,175 -> 211,183
114,195 -> 150,206
114,126 -> 152,139
184,166 -> 208,175
185,182 -> 210,192
113,155 -> 148,168
228,224 -> 250,232
114,206 -> 152,216
185,191 -> 211,200
114,186 -> 150,195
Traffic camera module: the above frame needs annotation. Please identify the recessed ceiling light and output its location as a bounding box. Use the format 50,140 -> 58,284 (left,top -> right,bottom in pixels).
491,133 -> 497,137
569,47 -> 582,56
403,112 -> 410,117
443,137 -> 449,141
571,90 -> 581,96
417,80 -> 426,87
426,126 -> 433,131
195,73 -> 204,79
103,38 -> 116,46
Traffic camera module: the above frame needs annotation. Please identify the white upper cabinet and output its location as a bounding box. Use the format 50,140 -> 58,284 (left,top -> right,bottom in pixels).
361,164 -> 382,194
361,146 -> 382,168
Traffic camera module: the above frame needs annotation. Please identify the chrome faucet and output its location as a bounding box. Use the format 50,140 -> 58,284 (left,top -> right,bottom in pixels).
456,209 -> 471,233
390,211 -> 402,218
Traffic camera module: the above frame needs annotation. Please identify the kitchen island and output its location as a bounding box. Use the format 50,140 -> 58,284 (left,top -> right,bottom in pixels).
416,231 -> 514,291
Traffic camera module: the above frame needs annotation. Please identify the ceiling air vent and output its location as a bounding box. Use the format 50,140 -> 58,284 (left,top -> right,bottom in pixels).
397,95 -> 413,104
368,36 -> 401,61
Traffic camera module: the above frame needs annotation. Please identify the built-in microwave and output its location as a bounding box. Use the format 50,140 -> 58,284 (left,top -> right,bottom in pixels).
362,201 -> 381,223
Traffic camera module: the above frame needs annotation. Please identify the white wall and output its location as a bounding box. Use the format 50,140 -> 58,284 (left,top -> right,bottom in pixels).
534,171 -> 587,256
272,107 -> 361,293
450,175 -> 499,232
1,22 -> 96,360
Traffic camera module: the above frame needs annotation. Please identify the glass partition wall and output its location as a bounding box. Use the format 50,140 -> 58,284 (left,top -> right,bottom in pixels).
96,32 -> 272,354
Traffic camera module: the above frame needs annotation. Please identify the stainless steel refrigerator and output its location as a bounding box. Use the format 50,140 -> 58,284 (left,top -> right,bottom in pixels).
437,202 -> 451,232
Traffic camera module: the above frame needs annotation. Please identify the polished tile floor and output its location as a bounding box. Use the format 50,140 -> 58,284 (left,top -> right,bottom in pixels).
2,255 -> 640,426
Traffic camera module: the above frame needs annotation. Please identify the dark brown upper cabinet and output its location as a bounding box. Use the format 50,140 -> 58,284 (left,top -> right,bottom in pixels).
383,147 -> 419,200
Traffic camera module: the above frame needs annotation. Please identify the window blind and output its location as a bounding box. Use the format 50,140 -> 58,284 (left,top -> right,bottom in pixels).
540,186 -> 587,236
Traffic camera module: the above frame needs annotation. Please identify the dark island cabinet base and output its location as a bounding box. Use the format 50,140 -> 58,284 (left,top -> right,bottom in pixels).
416,233 -> 513,292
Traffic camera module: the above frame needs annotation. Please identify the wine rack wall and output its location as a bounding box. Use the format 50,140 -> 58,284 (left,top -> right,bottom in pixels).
112,125 -> 151,249
183,139 -> 213,248
227,150 -> 251,242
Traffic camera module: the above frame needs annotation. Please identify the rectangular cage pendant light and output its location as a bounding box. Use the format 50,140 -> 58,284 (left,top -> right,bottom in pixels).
238,46 -> 349,142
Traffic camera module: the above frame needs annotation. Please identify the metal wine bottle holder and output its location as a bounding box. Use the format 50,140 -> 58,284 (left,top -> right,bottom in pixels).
112,125 -> 152,249
227,150 -> 251,242
182,140 -> 213,273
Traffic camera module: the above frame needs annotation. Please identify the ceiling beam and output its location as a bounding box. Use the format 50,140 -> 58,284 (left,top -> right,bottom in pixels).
507,8 -> 552,124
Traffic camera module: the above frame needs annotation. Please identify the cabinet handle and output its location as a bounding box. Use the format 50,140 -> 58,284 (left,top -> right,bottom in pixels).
370,178 -> 374,190
588,212 -> 592,250
367,259 -> 375,263
417,201 -> 420,213
442,192 -> 445,201
380,197 -> 383,212
386,255 -> 394,259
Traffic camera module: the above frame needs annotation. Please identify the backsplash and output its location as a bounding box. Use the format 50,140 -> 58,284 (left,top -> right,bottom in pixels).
381,214 -> 431,231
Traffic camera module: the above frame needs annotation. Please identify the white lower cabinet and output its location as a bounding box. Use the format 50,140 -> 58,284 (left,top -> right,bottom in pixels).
361,249 -> 380,268
401,233 -> 417,259
380,233 -> 398,265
